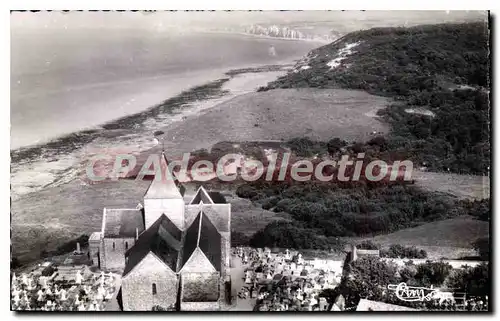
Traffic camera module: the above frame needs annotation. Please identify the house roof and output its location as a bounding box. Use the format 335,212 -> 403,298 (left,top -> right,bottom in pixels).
123,214 -> 183,276
181,211 -> 222,272
181,212 -> 201,269
355,299 -> 417,311
89,232 -> 102,241
356,249 -> 380,256
122,197 -> 224,277
144,152 -> 185,199
189,186 -> 214,204
196,204 -> 230,233
198,212 -> 222,272
189,187 -> 227,205
102,208 -> 145,238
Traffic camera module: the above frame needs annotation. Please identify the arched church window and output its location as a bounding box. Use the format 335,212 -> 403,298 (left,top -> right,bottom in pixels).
125,242 -> 129,250
152,283 -> 157,295
112,242 -> 115,250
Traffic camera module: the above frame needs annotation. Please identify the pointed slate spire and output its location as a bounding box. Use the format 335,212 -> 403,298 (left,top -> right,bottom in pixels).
144,151 -> 183,199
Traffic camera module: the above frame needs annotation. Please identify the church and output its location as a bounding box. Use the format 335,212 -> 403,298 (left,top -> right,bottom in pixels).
89,151 -> 231,311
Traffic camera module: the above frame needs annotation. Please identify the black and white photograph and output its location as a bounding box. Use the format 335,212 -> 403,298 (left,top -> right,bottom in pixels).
8,8 -> 491,312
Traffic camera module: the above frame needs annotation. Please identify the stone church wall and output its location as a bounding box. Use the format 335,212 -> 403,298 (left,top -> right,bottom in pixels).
122,253 -> 179,311
101,237 -> 135,272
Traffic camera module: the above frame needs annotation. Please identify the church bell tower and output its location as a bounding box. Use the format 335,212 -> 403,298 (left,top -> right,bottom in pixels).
143,152 -> 186,230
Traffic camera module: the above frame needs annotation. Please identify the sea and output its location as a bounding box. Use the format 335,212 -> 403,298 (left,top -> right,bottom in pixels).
10,28 -> 324,200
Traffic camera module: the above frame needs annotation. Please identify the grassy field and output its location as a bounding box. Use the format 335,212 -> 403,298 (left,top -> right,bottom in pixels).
11,87 -> 490,264
413,170 -> 490,200
10,178 -> 290,263
351,216 -> 489,259
227,195 -> 292,236
157,88 -> 391,156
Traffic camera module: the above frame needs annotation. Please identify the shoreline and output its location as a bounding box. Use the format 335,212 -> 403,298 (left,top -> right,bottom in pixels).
10,65 -> 293,201
197,30 -> 333,44
10,63 -> 300,155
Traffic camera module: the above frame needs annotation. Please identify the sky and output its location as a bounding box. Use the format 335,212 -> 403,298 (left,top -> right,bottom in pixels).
11,10 -> 488,33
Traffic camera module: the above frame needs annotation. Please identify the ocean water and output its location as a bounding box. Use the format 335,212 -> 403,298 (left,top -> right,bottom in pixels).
10,29 -> 321,199
11,29 -> 321,149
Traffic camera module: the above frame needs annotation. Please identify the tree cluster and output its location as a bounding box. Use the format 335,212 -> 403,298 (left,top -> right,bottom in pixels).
239,180 -> 488,249
263,22 -> 490,174
325,257 -> 489,310
249,221 -> 345,252
240,181 -> 457,243
380,244 -> 428,259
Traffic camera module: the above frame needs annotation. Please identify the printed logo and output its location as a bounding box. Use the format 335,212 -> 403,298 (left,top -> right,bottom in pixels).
388,283 -> 456,304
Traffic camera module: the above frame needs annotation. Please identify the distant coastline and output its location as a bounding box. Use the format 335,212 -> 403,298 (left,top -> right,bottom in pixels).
198,30 -> 333,44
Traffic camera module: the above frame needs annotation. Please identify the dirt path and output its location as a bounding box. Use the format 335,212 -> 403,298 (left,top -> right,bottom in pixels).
227,255 -> 255,311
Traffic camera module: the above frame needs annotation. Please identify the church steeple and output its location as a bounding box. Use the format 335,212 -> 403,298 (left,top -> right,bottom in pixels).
144,152 -> 184,200
143,151 -> 186,230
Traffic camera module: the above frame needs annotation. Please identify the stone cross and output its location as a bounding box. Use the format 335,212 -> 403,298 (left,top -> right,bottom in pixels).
37,289 -> 44,301
22,291 -> 29,303
97,285 -> 105,299
59,289 -> 67,301
75,270 -> 83,285
27,278 -> 35,291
